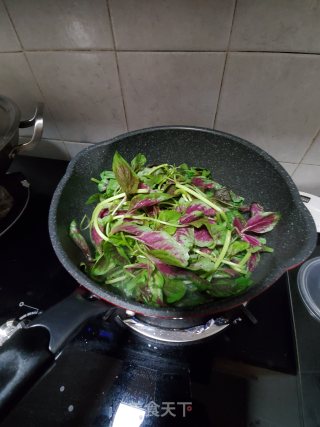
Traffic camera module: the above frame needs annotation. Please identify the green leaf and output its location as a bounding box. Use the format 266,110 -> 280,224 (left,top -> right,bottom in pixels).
173,283 -> 208,306
163,278 -> 186,303
158,209 -> 181,234
149,249 -> 187,267
188,257 -> 216,272
230,191 -> 244,204
86,193 -> 101,205
112,151 -> 139,195
105,179 -> 120,198
228,241 -> 250,256
208,276 -> 253,297
90,254 -> 112,276
131,153 -> 147,172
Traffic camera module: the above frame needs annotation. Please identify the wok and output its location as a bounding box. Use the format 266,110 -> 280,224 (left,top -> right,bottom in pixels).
50,126 -> 316,317
0,126 -> 316,419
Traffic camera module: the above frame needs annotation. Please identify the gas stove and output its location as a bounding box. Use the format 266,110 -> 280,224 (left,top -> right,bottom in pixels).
0,157 -> 303,427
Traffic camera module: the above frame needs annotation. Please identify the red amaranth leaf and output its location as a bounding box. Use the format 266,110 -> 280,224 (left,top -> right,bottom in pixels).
99,208 -> 109,218
179,210 -> 203,224
174,227 -> 194,249
241,234 -> 262,247
186,203 -> 215,216
91,226 -> 103,246
247,252 -> 260,272
244,211 -> 280,234
111,223 -> 189,267
233,217 -> 245,233
250,203 -> 263,216
129,192 -> 172,212
191,177 -> 216,190
138,182 -> 150,190
194,227 -> 214,247
179,202 -> 215,224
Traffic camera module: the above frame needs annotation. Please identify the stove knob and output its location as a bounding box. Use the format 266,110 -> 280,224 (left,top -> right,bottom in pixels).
0,320 -> 24,346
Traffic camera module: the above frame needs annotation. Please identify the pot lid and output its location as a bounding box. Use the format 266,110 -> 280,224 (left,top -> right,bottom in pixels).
0,96 -> 21,151
298,256 -> 320,322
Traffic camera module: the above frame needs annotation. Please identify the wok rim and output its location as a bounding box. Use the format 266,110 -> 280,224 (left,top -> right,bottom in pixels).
49,126 -> 317,318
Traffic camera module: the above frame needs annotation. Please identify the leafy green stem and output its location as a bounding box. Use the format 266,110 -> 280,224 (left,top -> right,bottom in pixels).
214,229 -> 232,270
105,275 -> 127,284
175,182 -> 226,220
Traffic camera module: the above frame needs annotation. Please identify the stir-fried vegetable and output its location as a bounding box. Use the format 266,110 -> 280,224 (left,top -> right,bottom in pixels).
69,152 -> 280,307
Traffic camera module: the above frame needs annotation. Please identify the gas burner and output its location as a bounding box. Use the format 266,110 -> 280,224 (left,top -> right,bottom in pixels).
0,172 -> 30,237
120,316 -> 229,343
115,305 -> 255,343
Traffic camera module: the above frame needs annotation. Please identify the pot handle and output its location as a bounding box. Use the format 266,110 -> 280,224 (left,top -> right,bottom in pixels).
0,291 -> 108,421
9,103 -> 44,159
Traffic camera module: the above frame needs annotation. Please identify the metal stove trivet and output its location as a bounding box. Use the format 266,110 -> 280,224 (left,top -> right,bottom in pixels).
118,306 -> 253,343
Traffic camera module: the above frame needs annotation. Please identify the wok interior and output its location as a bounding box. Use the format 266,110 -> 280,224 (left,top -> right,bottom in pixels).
53,128 -> 315,312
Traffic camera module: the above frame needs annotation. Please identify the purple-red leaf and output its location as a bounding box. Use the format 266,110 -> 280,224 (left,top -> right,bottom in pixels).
200,247 -> 212,254
99,208 -> 109,218
111,223 -> 189,267
174,227 -> 194,249
179,202 -> 215,224
247,252 -> 260,272
244,211 -> 280,234
186,202 -> 215,216
250,203 -> 263,216
111,223 -> 148,236
233,217 -> 245,233
241,233 -> 262,247
179,210 -> 203,224
129,192 -> 172,212
153,259 -> 209,290
194,227 -> 214,247
91,226 -> 103,246
191,177 -> 216,190
138,231 -> 189,267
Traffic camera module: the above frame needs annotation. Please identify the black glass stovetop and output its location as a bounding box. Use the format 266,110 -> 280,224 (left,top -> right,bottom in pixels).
0,158 -> 303,427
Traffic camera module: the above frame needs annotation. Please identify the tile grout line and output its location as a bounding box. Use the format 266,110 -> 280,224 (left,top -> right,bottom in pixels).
212,0 -> 238,129
2,49 -> 320,55
106,0 -> 129,132
292,126 -> 320,176
3,1 -> 70,160
2,0 -> 24,50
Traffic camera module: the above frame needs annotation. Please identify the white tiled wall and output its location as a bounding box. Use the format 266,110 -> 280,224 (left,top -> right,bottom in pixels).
0,0 -> 319,195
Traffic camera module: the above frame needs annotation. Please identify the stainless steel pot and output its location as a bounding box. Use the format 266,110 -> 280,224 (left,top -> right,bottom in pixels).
0,95 -> 44,174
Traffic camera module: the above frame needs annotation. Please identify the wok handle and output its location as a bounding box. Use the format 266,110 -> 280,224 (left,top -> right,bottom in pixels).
0,327 -> 53,420
0,291 -> 108,421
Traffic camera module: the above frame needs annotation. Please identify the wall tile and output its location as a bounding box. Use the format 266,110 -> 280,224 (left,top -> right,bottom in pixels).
5,0 -> 113,50
292,164 -> 320,196
118,52 -> 225,130
231,0 -> 320,53
109,0 -> 235,51
27,52 -> 127,142
65,141 -> 93,158
0,1 -> 21,52
302,131 -> 320,165
215,53 -> 320,163
279,162 -> 298,176
0,53 -> 59,139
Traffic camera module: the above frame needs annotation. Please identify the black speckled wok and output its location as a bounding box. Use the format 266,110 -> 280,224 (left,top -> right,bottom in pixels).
49,126 -> 317,318
0,127 -> 317,419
